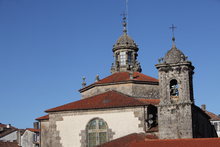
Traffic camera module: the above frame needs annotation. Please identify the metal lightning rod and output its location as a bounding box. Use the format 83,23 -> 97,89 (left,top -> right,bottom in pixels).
125,0 -> 128,33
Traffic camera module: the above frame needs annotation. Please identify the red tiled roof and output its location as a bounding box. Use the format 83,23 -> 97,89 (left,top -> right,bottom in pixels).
35,115 -> 49,121
145,134 -> 158,139
0,124 -> 6,128
26,128 -> 40,133
79,72 -> 158,92
0,124 -> 17,138
204,110 -> 220,121
98,133 -> 158,147
96,72 -> 158,84
46,91 -> 159,112
129,137 -> 220,147
99,133 -> 220,147
0,142 -> 19,147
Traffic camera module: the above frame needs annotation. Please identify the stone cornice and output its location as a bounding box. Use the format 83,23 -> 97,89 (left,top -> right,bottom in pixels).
79,80 -> 159,93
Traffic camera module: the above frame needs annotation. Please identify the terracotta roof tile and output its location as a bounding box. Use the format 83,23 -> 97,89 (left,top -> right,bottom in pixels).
99,133 -> 220,147
145,134 -> 158,139
26,128 -> 40,133
46,91 -> 158,112
98,133 -> 147,147
35,115 -> 49,121
96,72 -> 158,84
129,137 -> 220,147
204,110 -> 220,121
79,72 -> 158,92
0,124 -> 17,138
0,142 -> 19,147
0,124 -> 6,128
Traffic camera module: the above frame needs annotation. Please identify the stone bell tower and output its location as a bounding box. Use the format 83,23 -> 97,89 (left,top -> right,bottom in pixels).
155,32 -> 195,139
111,15 -> 141,73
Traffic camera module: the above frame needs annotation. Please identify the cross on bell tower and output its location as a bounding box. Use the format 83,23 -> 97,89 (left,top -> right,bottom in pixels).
169,24 -> 177,46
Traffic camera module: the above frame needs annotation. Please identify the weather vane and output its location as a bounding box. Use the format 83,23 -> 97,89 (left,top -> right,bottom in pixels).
121,0 -> 128,34
121,12 -> 127,34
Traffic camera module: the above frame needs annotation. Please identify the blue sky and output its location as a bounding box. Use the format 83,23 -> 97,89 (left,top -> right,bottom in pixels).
0,0 -> 220,129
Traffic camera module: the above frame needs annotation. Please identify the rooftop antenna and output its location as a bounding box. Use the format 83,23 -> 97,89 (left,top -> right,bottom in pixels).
169,24 -> 177,47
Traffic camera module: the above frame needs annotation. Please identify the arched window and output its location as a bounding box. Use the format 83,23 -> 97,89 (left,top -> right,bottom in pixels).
87,118 -> 108,147
170,79 -> 179,98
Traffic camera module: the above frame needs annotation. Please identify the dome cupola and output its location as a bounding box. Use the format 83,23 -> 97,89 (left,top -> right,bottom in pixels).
111,15 -> 142,74
164,38 -> 187,64
113,33 -> 138,52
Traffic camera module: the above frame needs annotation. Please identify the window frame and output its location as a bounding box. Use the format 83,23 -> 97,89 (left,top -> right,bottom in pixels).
119,51 -> 126,66
86,118 -> 108,147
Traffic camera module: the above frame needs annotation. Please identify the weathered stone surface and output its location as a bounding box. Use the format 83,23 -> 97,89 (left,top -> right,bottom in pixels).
111,25 -> 142,73
40,120 -> 50,147
156,47 -> 195,139
81,83 -> 159,99
156,48 -> 216,139
158,104 -> 193,139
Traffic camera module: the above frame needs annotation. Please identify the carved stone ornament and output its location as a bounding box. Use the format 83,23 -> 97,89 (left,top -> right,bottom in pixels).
159,66 -> 173,73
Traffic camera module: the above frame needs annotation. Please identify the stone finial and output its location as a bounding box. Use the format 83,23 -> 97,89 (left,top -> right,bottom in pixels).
121,12 -> 128,34
129,67 -> 134,80
201,104 -> 206,110
82,76 -> 86,88
158,58 -> 164,63
95,74 -> 100,82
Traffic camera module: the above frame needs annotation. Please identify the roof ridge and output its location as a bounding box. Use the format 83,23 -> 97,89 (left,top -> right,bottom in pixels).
79,72 -> 158,92
203,109 -> 220,121
45,90 -> 158,113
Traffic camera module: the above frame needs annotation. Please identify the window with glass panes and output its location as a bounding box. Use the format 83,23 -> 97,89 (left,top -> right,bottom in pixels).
119,52 -> 126,65
87,119 -> 108,147
127,52 -> 132,64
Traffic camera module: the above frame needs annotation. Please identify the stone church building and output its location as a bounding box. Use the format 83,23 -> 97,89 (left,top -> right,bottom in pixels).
36,17 -> 217,147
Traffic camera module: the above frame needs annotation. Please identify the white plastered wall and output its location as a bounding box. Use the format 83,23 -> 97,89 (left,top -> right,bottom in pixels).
0,131 -> 17,142
55,107 -> 144,147
211,120 -> 220,137
21,130 -> 35,147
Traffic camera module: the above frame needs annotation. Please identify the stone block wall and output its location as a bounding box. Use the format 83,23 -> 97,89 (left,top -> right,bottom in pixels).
40,120 -> 50,147
158,103 -> 193,139
81,83 -> 159,99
